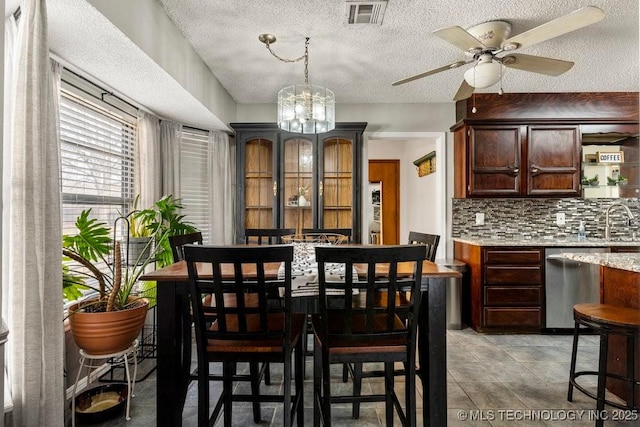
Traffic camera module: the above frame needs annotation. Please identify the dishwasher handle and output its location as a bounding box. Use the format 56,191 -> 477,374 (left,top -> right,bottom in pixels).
545,254 -> 583,265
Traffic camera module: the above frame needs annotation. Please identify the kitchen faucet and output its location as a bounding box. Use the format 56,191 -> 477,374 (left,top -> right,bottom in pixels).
604,202 -> 634,239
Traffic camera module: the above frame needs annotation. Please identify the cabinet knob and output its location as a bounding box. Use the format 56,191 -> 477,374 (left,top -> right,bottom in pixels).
273,181 -> 277,196
512,168 -> 519,174
531,168 -> 538,173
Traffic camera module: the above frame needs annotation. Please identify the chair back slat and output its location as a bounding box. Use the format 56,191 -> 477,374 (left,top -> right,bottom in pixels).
184,244 -> 293,343
244,228 -> 295,245
315,245 -> 425,346
408,231 -> 440,262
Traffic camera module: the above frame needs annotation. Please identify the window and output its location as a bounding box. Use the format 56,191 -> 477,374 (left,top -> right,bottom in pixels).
59,68 -> 139,237
60,89 -> 137,236
179,128 -> 211,241
59,73 -> 138,304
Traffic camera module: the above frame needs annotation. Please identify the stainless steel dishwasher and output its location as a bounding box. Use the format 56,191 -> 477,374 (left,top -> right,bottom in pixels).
544,247 -> 610,331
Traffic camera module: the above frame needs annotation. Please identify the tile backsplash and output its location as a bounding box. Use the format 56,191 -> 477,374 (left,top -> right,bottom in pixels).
451,198 -> 640,240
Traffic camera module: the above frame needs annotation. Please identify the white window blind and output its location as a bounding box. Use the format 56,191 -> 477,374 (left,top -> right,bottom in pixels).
180,128 -> 211,242
60,89 -> 137,235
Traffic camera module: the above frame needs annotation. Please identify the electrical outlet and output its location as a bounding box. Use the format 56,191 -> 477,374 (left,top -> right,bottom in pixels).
475,213 -> 485,225
556,212 -> 566,226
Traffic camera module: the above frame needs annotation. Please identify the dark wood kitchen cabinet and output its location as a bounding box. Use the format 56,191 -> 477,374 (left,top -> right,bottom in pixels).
464,124 -> 580,197
454,241 -> 544,332
452,93 -> 639,199
231,122 -> 367,243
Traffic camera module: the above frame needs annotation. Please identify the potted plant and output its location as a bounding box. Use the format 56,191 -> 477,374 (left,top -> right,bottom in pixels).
134,195 -> 198,268
124,195 -> 153,266
63,195 -> 197,354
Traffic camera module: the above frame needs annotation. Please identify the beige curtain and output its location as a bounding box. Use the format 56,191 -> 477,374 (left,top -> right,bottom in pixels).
2,0 -> 64,424
208,131 -> 234,244
135,110 -> 162,209
159,120 -> 182,197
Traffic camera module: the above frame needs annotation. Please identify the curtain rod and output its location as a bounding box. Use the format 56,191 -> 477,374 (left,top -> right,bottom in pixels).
64,67 -> 139,113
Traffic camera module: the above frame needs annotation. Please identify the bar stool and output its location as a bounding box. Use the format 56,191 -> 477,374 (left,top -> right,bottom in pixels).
71,340 -> 138,427
568,304 -> 640,427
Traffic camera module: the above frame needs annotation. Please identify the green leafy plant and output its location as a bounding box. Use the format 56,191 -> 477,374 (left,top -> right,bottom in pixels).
62,194 -> 197,310
131,195 -> 197,268
62,209 -> 165,312
581,175 -> 599,186
126,194 -> 152,238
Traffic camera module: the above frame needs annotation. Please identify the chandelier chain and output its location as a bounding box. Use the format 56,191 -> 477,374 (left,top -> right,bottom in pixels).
263,37 -> 308,65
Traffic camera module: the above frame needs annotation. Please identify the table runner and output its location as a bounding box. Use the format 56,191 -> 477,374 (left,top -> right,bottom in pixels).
277,242 -> 359,297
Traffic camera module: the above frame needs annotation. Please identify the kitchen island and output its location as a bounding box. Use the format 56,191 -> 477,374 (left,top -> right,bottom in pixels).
561,252 -> 640,409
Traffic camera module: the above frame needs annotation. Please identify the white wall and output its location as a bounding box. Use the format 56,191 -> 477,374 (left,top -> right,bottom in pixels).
86,0 -> 236,128
365,133 -> 447,259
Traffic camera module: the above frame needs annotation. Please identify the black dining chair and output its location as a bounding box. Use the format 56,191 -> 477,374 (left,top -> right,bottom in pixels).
169,231 -> 203,262
345,232 -> 440,413
408,231 -> 440,261
184,244 -> 306,427
244,228 -> 295,245
312,245 -> 425,426
171,232 -> 271,411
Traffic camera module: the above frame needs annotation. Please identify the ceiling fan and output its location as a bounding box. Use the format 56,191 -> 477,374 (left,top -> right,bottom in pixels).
392,6 -> 605,101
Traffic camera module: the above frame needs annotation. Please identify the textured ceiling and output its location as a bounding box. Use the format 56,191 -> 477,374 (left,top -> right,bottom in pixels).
5,0 -> 638,130
157,0 -> 639,104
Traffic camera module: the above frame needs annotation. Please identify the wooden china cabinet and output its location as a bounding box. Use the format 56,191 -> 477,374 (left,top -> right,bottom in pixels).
231,122 -> 367,243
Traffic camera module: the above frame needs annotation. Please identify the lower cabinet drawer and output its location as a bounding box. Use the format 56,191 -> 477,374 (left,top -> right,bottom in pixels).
484,307 -> 542,328
484,286 -> 542,306
485,266 -> 543,285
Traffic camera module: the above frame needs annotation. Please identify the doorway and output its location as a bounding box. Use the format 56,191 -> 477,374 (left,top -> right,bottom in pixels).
369,159 -> 400,244
365,132 -> 447,258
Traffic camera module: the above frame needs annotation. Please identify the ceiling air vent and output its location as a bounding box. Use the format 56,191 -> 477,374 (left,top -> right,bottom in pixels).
345,1 -> 388,25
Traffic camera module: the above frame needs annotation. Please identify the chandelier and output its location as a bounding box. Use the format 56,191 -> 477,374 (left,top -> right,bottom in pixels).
259,34 -> 335,134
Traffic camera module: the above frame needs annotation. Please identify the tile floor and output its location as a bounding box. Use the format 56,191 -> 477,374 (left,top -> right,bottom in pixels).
68,328 -> 639,426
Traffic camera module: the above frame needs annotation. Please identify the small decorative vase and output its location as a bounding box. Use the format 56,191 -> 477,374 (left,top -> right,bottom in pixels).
298,195 -> 307,206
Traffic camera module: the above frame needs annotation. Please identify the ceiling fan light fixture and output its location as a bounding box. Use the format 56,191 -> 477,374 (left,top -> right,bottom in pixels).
463,59 -> 502,89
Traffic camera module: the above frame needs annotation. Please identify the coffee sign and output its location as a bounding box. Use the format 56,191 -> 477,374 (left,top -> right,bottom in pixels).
597,151 -> 624,163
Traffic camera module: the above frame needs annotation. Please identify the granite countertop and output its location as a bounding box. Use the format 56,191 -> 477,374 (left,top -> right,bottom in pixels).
561,252 -> 640,273
453,237 -> 640,247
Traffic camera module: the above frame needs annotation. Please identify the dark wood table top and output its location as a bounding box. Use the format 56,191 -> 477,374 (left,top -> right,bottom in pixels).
141,259 -> 462,282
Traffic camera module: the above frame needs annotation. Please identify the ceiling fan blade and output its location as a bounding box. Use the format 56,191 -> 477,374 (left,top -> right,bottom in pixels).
501,6 -> 604,50
392,60 -> 468,86
453,80 -> 475,101
501,53 -> 574,76
434,26 -> 486,52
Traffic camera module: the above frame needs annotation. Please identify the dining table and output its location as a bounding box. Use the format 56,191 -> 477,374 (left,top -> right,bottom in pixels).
140,255 -> 462,426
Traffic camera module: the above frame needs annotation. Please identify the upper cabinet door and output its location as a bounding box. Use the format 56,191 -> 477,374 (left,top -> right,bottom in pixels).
320,137 -> 354,229
243,137 -> 276,229
468,125 -> 522,197
282,136 -> 314,232
527,125 -> 580,196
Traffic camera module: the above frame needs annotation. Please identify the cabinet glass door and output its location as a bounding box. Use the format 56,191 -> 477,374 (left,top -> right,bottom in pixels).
322,137 -> 353,229
283,137 -> 313,233
244,138 -> 274,229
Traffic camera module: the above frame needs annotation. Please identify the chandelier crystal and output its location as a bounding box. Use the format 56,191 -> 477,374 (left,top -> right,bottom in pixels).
260,35 -> 335,134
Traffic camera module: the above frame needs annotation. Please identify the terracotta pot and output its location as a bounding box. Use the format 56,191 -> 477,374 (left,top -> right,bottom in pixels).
68,297 -> 149,355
